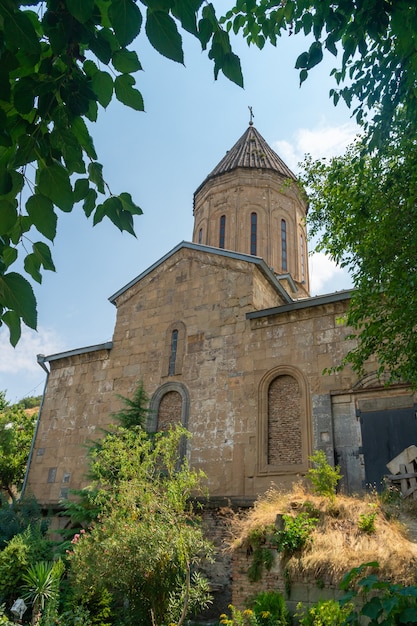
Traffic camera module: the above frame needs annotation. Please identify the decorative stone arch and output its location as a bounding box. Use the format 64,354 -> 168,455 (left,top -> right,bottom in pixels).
163,321 -> 186,377
257,365 -> 311,475
148,382 -> 190,458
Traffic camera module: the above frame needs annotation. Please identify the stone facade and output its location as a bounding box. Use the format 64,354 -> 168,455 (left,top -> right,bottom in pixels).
25,124 -> 417,613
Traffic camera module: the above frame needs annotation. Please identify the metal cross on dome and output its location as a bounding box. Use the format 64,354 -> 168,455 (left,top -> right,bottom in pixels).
248,106 -> 254,126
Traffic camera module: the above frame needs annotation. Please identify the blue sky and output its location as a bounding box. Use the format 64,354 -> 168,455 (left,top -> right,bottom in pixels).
1,24 -> 357,404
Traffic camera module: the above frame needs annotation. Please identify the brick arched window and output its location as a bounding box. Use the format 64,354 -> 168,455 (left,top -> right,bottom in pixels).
156,390 -> 182,431
258,366 -> 311,475
268,375 -> 302,465
148,383 -> 190,458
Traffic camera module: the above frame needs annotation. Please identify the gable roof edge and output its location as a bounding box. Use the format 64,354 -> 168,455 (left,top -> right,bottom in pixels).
108,241 -> 293,305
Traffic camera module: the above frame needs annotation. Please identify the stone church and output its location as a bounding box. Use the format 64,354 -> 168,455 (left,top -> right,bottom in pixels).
26,123 -> 417,510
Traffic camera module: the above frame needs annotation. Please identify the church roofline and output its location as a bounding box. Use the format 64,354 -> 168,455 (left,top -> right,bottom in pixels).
37,341 -> 113,366
194,125 -> 297,198
108,241 -> 293,305
246,289 -> 353,320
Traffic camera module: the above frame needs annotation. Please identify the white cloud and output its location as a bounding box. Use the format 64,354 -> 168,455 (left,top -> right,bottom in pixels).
275,121 -> 357,172
0,325 -> 65,375
309,251 -> 352,295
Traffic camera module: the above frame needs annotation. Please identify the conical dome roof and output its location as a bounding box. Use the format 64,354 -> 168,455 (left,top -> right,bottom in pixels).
195,125 -> 296,195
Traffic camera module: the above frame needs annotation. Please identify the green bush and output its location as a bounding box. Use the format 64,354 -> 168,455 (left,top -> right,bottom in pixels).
273,513 -> 318,557
306,451 -> 342,499
340,562 -> 417,625
250,590 -> 290,626
295,599 -> 352,625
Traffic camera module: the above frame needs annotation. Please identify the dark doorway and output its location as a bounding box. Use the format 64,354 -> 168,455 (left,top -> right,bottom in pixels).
359,406 -> 417,490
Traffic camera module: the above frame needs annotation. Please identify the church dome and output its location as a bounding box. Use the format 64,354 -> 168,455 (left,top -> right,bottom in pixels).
195,124 -> 296,197
192,124 -> 310,297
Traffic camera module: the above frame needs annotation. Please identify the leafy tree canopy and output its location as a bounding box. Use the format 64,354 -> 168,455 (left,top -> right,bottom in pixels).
302,112 -> 417,386
0,0 -> 243,345
67,424 -> 213,626
222,0 -> 417,149
0,391 -> 36,500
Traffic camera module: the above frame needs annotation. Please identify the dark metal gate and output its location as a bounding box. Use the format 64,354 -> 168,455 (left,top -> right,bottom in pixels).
359,405 -> 417,490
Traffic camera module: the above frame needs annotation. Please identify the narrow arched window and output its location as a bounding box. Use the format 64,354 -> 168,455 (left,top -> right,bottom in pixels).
250,212 -> 257,255
198,228 -> 203,244
169,329 -> 178,376
219,215 -> 226,249
281,219 -> 287,271
300,233 -> 305,282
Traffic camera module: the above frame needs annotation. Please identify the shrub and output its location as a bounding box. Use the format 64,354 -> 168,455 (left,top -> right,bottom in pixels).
250,590 -> 290,626
306,451 -> 342,499
358,507 -> 377,534
295,599 -> 352,625
273,513 -> 318,557
340,561 -> 417,625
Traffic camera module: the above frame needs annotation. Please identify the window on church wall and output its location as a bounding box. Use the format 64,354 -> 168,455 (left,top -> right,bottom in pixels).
300,233 -> 306,282
267,375 -> 303,465
250,212 -> 257,255
281,219 -> 287,271
157,390 -> 183,431
198,228 -> 203,244
169,329 -> 178,376
219,215 -> 226,248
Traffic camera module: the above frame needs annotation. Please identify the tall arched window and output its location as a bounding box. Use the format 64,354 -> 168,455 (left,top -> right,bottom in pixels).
258,366 -> 310,475
198,227 -> 203,244
281,219 -> 287,271
250,212 -> 257,255
268,375 -> 302,465
219,215 -> 226,249
300,233 -> 306,282
168,329 -> 178,376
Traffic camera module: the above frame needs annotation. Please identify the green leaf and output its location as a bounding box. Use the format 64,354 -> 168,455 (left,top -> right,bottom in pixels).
114,74 -> 144,110
0,169 -> 13,195
37,164 -> 74,212
220,52 -> 243,87
198,17 -> 213,49
1,310 -> 21,347
74,178 -> 90,203
0,199 -> 18,233
112,49 -> 142,73
33,241 -> 56,272
24,253 -> 42,283
93,196 -> 123,226
13,76 -> 36,114
0,272 -> 37,329
83,188 -> 97,217
71,117 -> 97,160
108,0 -> 143,46
145,9 -> 184,63
4,11 -> 41,56
119,192 -> 142,215
26,194 -> 57,241
67,0 -> 95,23
92,71 -> 113,108
307,41 -> 323,69
88,162 -> 105,194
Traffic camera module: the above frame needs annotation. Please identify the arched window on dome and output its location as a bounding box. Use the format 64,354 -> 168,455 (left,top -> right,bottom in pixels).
250,212 -> 257,256
168,329 -> 178,376
281,219 -> 287,271
300,233 -> 306,283
219,215 -> 226,249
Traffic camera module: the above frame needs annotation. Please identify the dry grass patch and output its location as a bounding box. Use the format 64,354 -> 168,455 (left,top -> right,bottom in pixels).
229,483 -> 417,586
